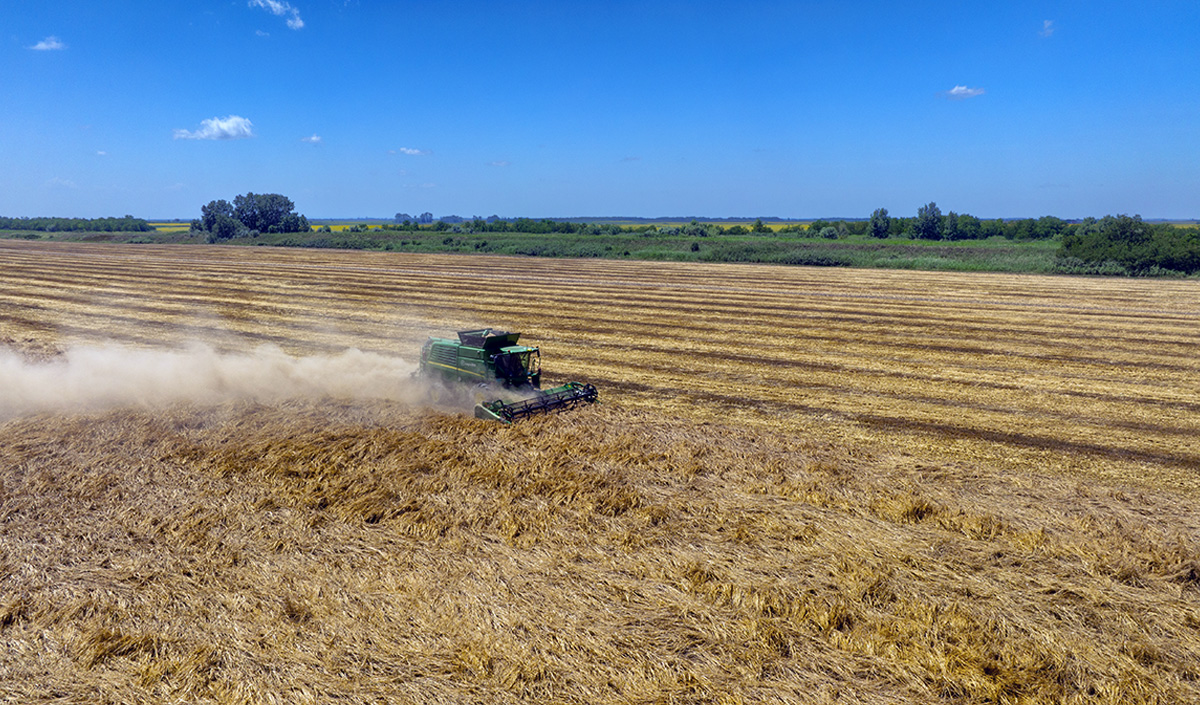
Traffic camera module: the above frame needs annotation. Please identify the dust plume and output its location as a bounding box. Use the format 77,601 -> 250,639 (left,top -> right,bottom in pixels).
0,343 -> 422,419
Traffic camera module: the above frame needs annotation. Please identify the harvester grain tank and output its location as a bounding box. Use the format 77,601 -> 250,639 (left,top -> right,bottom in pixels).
417,329 -> 598,423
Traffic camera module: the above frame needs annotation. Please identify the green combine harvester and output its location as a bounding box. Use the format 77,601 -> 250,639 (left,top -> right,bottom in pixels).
417,329 -> 598,423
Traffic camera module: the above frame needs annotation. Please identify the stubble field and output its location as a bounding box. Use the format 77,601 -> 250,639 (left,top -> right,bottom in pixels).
1,239 -> 1199,704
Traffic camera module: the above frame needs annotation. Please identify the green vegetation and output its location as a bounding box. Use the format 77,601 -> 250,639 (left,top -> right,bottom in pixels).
4,204 -> 1198,277
190,192 -> 310,242
242,224 -> 1063,273
0,215 -> 152,232
1059,214 -> 1200,275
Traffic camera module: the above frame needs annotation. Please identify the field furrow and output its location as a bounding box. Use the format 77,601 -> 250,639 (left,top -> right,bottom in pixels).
3,240 -> 1200,703
4,240 -> 1199,485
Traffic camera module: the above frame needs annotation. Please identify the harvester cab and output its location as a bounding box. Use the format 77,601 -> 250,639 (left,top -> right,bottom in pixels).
458,329 -> 541,388
417,328 -> 598,423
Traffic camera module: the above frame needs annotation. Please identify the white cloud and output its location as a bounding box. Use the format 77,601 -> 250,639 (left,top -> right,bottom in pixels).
1040,20 -> 1055,38
489,160 -> 511,167
46,177 -> 76,188
96,151 -> 108,156
173,115 -> 255,140
31,36 -> 66,51
943,85 -> 985,100
301,134 -> 322,144
249,0 -> 304,30
396,147 -> 430,156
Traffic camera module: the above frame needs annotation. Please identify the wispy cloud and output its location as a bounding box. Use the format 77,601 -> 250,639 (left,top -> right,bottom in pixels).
943,85 -> 985,100
96,151 -> 108,156
488,160 -> 511,167
301,134 -> 322,144
394,147 -> 431,156
173,115 -> 255,140
30,36 -> 66,51
620,156 -> 641,163
46,177 -> 76,188
249,0 -> 304,30
1039,20 -> 1055,38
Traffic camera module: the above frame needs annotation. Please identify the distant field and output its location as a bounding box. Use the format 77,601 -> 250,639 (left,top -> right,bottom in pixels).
9,221 -> 1196,276
317,223 -> 383,231
149,221 -> 387,233
245,228 -> 1063,273
148,221 -> 190,233
2,240 -> 1199,703
595,219 -> 808,231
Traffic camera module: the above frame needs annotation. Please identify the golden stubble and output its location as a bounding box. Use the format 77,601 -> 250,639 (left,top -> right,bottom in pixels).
2,240 -> 1199,703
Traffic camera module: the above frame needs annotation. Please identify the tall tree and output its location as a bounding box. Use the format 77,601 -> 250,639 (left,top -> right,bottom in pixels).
869,207 -> 891,238
208,213 -> 242,242
915,202 -> 943,240
943,211 -> 961,240
234,192 -> 296,232
1034,216 -> 1067,239
233,193 -> 262,232
195,192 -> 308,237
200,200 -> 234,232
259,193 -> 295,231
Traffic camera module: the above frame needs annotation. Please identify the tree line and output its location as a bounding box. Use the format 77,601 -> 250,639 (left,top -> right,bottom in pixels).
387,204 -> 1078,242
386,217 -> 640,235
386,203 -> 1199,275
862,204 -> 1198,274
850,203 -> 1070,241
0,216 -> 152,232
383,212 -> 1068,241
8,196 -> 1192,275
190,193 -> 310,242
1058,214 -> 1200,275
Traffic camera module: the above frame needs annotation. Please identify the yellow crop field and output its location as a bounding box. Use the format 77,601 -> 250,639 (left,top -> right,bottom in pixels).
148,221 -> 191,233
2,239 -> 1199,704
606,220 -> 805,231
318,223 -> 381,231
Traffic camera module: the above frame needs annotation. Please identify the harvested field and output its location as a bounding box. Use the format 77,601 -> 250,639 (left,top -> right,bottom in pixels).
2,240 -> 1199,704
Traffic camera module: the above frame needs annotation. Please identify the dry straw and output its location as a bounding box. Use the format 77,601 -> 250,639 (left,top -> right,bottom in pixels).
2,240 -> 1199,703
2,403 -> 1198,703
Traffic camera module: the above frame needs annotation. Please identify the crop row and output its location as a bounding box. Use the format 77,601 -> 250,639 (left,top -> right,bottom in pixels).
3,240 -> 1198,489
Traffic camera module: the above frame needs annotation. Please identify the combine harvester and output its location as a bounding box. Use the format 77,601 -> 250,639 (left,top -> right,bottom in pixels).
417,329 -> 598,423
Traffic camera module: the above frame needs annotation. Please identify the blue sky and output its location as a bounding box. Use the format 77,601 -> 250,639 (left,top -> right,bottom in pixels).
2,1 -> 1197,220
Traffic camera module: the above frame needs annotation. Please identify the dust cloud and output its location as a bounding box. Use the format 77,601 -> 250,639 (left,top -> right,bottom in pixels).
0,343 -> 423,419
